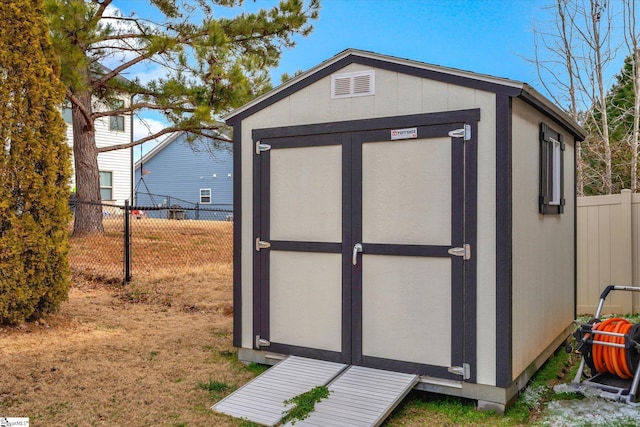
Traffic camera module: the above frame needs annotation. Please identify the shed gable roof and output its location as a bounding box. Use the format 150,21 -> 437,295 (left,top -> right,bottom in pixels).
223,49 -> 585,140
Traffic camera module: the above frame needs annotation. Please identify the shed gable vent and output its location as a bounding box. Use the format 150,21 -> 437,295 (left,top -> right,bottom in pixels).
331,70 -> 375,99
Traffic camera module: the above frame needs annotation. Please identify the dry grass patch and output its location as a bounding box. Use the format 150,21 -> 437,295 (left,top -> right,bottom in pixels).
0,269 -> 247,426
69,217 -> 233,283
1,224 -> 250,426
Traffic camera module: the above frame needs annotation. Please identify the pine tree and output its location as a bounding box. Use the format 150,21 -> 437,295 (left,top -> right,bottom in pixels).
0,0 -> 72,323
45,0 -> 320,235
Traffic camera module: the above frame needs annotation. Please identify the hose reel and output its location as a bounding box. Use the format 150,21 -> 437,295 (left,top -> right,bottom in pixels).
568,285 -> 640,404
572,317 -> 640,379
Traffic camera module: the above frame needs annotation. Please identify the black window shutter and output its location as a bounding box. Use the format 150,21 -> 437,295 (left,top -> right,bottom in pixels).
539,123 -> 564,215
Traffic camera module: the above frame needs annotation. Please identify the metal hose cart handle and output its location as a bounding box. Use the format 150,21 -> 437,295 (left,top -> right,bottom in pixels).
569,286 -> 640,404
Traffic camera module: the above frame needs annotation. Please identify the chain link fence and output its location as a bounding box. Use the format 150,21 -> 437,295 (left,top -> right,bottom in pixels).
68,199 -> 233,284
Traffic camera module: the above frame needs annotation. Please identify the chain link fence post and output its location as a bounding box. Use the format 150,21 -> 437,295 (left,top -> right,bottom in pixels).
124,200 -> 131,283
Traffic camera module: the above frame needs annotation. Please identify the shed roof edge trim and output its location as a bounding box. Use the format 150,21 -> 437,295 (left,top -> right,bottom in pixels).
223,49 -> 584,141
519,84 -> 587,140
223,49 -> 526,121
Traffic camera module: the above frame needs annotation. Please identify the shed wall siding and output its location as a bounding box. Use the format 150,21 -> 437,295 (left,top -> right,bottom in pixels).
134,135 -> 233,211
475,90 -> 497,387
510,98 -> 575,380
239,65 -> 499,386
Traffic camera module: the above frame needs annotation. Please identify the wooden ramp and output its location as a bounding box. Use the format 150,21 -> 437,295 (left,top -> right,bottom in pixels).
213,356 -> 419,427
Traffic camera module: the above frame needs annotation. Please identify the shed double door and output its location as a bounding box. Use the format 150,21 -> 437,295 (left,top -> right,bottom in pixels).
254,113 -> 477,381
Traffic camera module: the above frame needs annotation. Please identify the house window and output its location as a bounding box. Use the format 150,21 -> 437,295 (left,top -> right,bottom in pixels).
109,116 -> 125,131
100,171 -> 113,201
539,123 -> 565,215
200,188 -> 211,204
109,99 -> 125,131
62,107 -> 72,123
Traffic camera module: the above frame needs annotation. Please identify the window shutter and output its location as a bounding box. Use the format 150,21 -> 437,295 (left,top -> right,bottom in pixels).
539,123 -> 565,215
559,134 -> 565,212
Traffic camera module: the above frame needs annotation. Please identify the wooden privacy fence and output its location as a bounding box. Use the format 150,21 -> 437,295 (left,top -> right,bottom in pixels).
577,189 -> 640,314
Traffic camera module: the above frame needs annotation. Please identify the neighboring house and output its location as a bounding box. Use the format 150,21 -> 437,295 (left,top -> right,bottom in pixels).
63,104 -> 133,205
63,65 -> 133,205
133,131 -> 232,220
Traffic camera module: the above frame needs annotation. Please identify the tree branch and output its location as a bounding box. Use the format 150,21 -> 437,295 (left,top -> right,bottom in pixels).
66,89 -> 94,131
89,0 -> 113,27
96,126 -> 226,153
92,102 -> 196,119
92,53 -> 150,89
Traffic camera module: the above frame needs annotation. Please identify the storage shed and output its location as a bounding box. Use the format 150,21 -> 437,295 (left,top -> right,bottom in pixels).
224,49 -> 586,411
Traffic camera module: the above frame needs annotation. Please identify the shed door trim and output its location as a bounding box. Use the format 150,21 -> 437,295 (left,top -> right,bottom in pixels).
349,123 -> 470,380
253,133 -> 348,363
252,110 -> 478,380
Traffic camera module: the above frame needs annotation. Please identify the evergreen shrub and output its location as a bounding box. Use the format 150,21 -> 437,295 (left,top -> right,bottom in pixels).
0,0 -> 72,324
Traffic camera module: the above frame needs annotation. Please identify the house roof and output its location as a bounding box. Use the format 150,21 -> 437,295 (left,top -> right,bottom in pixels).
93,62 -> 133,85
223,48 -> 586,140
134,130 -> 231,170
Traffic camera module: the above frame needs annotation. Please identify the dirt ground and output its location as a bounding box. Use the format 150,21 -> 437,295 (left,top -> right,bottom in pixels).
0,265 -> 254,426
0,223 -> 254,427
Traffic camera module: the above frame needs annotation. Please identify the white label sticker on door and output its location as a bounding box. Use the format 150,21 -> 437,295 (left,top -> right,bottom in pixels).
390,127 -> 418,140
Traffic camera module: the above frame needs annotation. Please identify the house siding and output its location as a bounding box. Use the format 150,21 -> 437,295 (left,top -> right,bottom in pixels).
134,133 -> 232,220
65,104 -> 132,204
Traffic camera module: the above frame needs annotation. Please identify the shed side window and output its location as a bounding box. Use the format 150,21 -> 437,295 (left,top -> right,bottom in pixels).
200,188 -> 211,204
539,123 -> 565,215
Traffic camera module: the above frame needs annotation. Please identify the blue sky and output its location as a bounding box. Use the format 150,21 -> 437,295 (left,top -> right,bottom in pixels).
110,0 -> 626,147
271,0 -> 544,86
112,0 -> 553,89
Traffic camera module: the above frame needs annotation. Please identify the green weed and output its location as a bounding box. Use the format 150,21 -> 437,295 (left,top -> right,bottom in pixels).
281,386 -> 330,425
389,393 -> 510,426
198,379 -> 230,393
548,391 -> 585,401
219,352 -> 236,366
197,378 -> 232,401
244,362 -> 269,376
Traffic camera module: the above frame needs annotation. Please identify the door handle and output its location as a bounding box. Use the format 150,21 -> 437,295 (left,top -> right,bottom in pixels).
352,243 -> 363,266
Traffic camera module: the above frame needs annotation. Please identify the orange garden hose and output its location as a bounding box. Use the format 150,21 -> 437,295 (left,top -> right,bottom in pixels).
591,318 -> 634,379
570,287 -> 640,403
